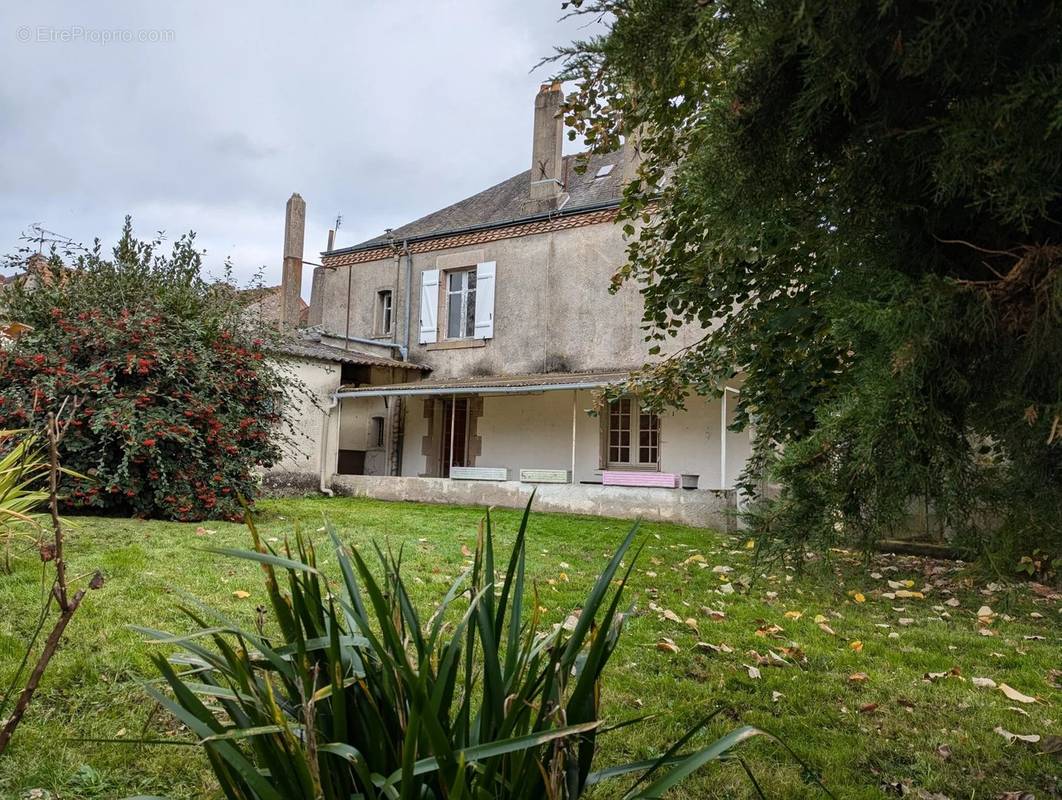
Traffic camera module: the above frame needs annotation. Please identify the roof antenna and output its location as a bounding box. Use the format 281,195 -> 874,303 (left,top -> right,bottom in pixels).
327,213 -> 343,252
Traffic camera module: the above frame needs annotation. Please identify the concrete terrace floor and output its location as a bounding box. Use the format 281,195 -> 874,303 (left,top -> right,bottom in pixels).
0,496 -> 1058,799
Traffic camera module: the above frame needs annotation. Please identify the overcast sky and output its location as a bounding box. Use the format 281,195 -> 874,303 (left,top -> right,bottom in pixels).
0,1 -> 598,297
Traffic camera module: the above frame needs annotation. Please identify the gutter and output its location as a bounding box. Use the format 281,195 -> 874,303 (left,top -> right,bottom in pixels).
333,378 -> 623,400
316,329 -> 409,361
320,199 -> 622,259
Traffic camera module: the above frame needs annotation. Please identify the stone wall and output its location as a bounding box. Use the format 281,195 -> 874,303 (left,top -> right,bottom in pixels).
331,474 -> 737,531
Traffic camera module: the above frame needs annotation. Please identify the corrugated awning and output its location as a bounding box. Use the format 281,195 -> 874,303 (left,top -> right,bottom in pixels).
335,370 -> 629,398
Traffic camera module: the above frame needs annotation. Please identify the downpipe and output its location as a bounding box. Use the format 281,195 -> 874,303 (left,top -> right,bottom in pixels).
319,394 -> 341,496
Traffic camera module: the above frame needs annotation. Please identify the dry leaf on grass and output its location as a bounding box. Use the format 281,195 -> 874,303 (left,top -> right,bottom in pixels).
993,726 -> 1040,744
656,638 -> 680,654
232,590 -> 251,599
783,610 -> 803,620
849,672 -> 870,683
998,683 -> 1038,704
744,664 -> 761,679
971,677 -> 997,688
849,640 -> 864,652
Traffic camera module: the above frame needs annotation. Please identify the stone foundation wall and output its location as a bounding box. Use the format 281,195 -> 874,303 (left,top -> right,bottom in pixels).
330,474 -> 737,530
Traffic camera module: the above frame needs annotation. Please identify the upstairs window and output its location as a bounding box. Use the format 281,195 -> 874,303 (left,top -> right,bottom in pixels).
445,268 -> 477,339
605,398 -> 660,469
376,289 -> 393,336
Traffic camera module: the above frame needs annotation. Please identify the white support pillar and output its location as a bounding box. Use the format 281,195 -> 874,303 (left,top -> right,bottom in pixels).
570,389 -> 577,483
719,389 -> 728,490
449,393 -> 457,477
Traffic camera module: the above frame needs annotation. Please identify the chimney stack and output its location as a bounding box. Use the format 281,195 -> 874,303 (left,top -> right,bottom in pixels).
280,192 -> 306,330
530,81 -> 565,207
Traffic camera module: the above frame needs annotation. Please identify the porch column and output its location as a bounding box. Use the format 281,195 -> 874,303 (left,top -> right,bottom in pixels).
449,392 -> 457,477
570,389 -> 577,483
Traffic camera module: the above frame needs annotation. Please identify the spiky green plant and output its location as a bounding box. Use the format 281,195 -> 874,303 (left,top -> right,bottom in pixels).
0,430 -> 49,573
141,500 -> 825,798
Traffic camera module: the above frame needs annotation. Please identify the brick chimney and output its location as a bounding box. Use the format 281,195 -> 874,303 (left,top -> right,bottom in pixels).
530,81 -> 565,207
280,192 -> 306,330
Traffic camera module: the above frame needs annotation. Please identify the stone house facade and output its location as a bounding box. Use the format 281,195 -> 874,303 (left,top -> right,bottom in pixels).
270,83 -> 751,528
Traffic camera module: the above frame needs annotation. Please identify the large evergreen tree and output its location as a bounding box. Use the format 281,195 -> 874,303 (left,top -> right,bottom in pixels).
555,0 -> 1061,559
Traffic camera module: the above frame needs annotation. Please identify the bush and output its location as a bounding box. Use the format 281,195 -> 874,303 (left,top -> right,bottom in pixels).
142,502 -> 820,798
0,219 -> 295,521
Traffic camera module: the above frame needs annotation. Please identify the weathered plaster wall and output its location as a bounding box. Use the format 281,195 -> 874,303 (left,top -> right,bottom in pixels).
262,357 -> 340,487
315,221 -> 707,378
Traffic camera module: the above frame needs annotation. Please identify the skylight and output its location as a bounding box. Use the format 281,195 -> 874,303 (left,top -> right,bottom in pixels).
594,163 -> 615,179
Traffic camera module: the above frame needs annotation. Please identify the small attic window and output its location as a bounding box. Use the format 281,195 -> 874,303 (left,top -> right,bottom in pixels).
594,163 -> 615,179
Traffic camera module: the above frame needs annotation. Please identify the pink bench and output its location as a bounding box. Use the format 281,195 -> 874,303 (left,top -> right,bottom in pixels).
602,471 -> 679,488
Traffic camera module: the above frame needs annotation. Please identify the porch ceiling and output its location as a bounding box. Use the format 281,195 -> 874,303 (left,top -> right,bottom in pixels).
335,369 -> 630,398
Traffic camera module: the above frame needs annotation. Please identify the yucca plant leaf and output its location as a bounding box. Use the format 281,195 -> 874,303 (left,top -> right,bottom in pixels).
626,725 -> 768,799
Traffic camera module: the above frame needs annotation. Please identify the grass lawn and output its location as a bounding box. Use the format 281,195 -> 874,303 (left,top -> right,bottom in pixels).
0,496 -> 1059,799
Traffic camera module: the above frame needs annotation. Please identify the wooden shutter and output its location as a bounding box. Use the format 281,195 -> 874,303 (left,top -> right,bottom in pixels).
473,261 -> 496,339
419,269 -> 439,344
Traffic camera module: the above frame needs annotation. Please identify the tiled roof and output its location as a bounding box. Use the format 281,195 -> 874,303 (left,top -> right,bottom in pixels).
322,207 -> 619,268
273,332 -> 429,371
328,148 -> 629,257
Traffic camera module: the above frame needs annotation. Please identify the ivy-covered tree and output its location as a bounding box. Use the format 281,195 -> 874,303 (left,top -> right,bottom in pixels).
0,219 -> 296,521
554,0 -> 1061,558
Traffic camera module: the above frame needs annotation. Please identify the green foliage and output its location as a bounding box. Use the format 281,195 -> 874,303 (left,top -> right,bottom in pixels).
143,502 -> 808,799
0,430 -> 49,572
553,0 -> 1062,557
0,218 -> 296,521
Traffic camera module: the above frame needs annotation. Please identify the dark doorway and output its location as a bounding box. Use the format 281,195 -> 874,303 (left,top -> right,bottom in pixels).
439,397 -> 469,478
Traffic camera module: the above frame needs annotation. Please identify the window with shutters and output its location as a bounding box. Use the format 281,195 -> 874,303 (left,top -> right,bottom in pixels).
604,398 -> 660,469
444,268 -> 477,339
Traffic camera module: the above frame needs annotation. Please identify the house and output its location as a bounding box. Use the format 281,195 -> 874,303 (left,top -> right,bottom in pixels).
266,83 -> 752,528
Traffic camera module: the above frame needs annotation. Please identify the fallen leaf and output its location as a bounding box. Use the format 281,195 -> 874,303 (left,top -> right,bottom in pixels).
849,672 -> 870,683
783,610 -> 803,620
936,744 -> 952,760
858,702 -> 878,714
461,544 -> 472,557
682,553 -> 707,566
744,664 -> 761,679
771,690 -> 784,702
712,565 -> 732,574
662,608 -> 683,624
894,590 -> 925,599
993,726 -> 1040,744
684,617 -> 700,632
944,597 -> 960,608
971,677 -> 997,688
819,622 -> 837,636
976,605 -> 995,619
813,614 -> 828,624
232,590 -> 251,599
656,638 -> 680,654
694,641 -> 732,654
853,592 -> 866,604
1041,735 -> 1062,755
849,640 -> 863,652
924,667 -> 962,682
898,618 -> 915,626
998,683 -> 1037,704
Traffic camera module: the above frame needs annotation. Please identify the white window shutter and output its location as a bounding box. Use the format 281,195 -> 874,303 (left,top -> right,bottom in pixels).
473,261 -> 496,339
419,269 -> 439,344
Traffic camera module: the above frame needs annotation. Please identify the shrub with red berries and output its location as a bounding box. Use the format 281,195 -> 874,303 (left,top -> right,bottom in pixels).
0,219 -> 297,521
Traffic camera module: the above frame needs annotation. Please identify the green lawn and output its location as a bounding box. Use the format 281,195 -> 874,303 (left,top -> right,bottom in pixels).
0,497 -> 1058,799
